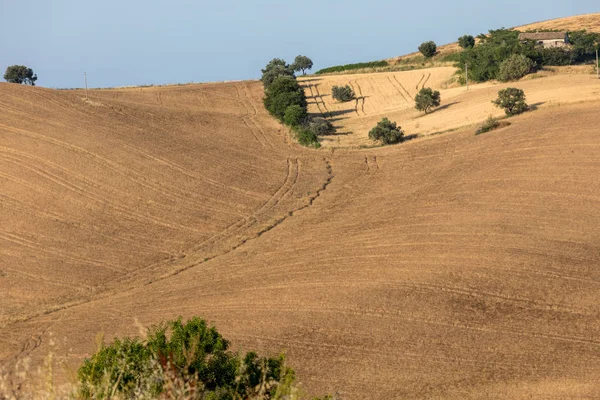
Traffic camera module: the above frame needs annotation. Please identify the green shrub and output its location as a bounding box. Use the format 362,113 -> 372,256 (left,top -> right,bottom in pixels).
295,126 -> 321,148
497,54 -> 536,81
283,104 -> 308,126
77,317 -> 295,399
458,35 -> 475,49
331,85 -> 355,102
368,117 -> 404,145
475,116 -> 501,135
4,65 -> 37,85
263,76 -> 307,121
261,58 -> 295,88
415,87 -> 441,114
492,88 -> 528,116
291,55 -> 313,75
308,117 -> 335,135
315,61 -> 388,75
418,41 -> 437,58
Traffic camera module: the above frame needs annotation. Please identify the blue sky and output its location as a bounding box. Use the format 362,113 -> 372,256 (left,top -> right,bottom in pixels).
0,1 -> 597,88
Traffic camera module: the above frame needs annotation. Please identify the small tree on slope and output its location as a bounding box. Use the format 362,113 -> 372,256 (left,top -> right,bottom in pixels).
415,87 -> 441,114
492,88 -> 528,116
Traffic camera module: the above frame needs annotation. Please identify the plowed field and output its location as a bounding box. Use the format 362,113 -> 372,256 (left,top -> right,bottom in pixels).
2,74 -> 600,398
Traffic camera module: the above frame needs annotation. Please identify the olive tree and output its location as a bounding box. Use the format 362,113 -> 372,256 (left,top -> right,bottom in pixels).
369,118 -> 404,145
292,55 -> 313,75
4,65 -> 37,85
497,54 -> 535,82
492,88 -> 528,116
418,41 -> 437,58
415,87 -> 441,114
261,58 -> 295,88
331,85 -> 355,102
458,35 -> 475,49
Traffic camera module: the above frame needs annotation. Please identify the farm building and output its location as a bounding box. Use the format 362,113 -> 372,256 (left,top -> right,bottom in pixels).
518,31 -> 570,48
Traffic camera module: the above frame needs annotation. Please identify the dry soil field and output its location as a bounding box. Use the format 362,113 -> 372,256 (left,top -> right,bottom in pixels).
300,67 -> 600,147
2,32 -> 600,399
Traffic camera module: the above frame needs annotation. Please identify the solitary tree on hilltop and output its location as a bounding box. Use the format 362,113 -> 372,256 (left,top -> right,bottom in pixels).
4,65 -> 37,85
418,41 -> 437,58
415,87 -> 441,114
292,55 -> 314,75
458,35 -> 475,49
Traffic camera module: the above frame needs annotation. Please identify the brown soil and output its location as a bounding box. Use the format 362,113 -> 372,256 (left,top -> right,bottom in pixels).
2,46 -> 600,400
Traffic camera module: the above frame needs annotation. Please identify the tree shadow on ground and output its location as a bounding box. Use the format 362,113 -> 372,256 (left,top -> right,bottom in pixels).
529,102 -> 545,111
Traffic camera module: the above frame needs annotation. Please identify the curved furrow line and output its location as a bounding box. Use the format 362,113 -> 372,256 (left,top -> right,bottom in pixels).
422,72 -> 431,89
314,85 -> 332,119
415,74 -> 425,90
307,84 -> 327,118
241,83 -> 275,148
0,154 -> 206,233
386,76 -> 408,102
347,82 -> 360,115
0,265 -> 92,291
0,126 -> 246,218
393,76 -> 413,99
235,85 -> 266,148
0,232 -> 122,272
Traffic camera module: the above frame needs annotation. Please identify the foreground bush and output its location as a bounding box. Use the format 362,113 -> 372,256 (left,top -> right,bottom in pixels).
476,116 -> 500,135
295,126 -> 321,148
77,317 -> 320,399
284,104 -> 308,127
415,87 -> 441,114
369,118 -> 404,145
497,54 -> 535,82
4,65 -> 37,85
492,88 -> 528,116
308,118 -> 335,136
418,41 -> 437,58
331,85 -> 355,102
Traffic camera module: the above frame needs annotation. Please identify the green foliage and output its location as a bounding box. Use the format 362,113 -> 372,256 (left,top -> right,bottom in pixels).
291,55 -> 314,75
261,58 -> 295,88
368,117 -> 404,145
331,85 -> 355,102
263,76 -> 307,121
283,104 -> 308,127
308,118 -> 335,136
418,41 -> 437,58
414,87 -> 441,114
458,35 -> 475,49
77,317 -> 294,399
497,54 -> 536,81
315,61 -> 388,74
4,65 -> 37,85
475,116 -> 501,135
294,126 -> 321,148
492,88 -> 528,116
568,30 -> 600,63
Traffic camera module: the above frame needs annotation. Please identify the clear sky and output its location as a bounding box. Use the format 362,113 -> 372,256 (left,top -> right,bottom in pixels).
0,1 -> 597,88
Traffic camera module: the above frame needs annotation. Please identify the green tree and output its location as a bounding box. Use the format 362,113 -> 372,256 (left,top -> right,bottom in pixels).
418,41 -> 437,58
263,75 -> 307,121
369,117 -> 404,145
458,35 -> 475,49
415,87 -> 441,114
492,87 -> 528,116
331,85 -> 355,102
77,317 -> 296,399
261,58 -> 295,88
292,55 -> 314,75
497,54 -> 536,81
283,104 -> 308,126
308,117 -> 335,135
4,65 -> 37,85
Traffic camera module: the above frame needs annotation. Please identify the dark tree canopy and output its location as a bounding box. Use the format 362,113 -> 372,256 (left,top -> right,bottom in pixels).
418,41 -> 437,58
492,87 -> 528,116
458,35 -> 475,49
260,58 -> 295,88
415,87 -> 441,114
292,55 -> 314,75
4,65 -> 37,85
331,85 -> 355,102
497,54 -> 536,82
369,118 -> 404,145
263,75 -> 307,121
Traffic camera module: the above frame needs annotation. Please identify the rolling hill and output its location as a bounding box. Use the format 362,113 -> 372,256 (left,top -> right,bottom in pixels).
2,14 -> 600,400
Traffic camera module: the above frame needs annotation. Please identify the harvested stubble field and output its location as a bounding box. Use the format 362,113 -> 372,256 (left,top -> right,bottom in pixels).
2,69 -> 600,398
301,67 -> 600,147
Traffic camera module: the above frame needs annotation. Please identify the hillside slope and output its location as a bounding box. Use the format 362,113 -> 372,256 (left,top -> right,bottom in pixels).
2,78 -> 600,398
